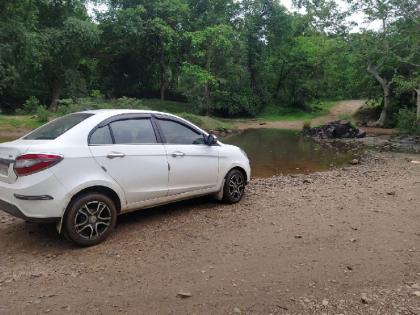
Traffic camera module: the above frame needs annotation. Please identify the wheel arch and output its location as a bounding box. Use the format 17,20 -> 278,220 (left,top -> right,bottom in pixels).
66,186 -> 122,214
226,166 -> 248,183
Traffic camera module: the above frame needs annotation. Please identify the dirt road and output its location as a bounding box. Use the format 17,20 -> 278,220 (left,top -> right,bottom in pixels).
234,100 -> 365,130
1,152 -> 419,314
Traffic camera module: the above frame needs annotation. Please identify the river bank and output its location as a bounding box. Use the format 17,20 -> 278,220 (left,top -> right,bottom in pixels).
0,151 -> 419,314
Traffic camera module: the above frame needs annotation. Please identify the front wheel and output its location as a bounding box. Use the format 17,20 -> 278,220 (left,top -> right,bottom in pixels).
63,193 -> 117,246
222,169 -> 246,204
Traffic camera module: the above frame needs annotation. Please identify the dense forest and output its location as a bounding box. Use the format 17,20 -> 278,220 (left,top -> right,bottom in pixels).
0,0 -> 418,129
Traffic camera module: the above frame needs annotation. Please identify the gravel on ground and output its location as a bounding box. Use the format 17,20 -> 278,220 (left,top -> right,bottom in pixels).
0,152 -> 419,314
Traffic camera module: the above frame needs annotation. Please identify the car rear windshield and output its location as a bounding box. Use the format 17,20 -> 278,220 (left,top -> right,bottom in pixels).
24,113 -> 93,140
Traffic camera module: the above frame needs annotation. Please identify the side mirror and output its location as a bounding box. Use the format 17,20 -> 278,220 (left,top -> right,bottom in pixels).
205,134 -> 218,146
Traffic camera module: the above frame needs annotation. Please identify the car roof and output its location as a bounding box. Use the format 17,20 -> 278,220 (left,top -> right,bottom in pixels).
81,109 -> 167,115
79,109 -> 184,121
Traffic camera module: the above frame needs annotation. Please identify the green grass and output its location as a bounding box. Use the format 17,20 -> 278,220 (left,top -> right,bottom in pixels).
255,100 -> 337,121
0,115 -> 43,130
178,113 -> 233,131
140,99 -> 194,114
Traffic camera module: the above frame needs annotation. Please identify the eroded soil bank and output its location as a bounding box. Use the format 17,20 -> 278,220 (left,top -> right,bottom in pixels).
0,152 -> 419,314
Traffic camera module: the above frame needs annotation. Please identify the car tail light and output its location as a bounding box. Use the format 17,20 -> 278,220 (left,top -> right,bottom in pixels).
14,154 -> 63,176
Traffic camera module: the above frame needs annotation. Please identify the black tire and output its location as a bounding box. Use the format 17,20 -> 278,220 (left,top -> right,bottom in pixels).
222,169 -> 246,204
63,193 -> 117,246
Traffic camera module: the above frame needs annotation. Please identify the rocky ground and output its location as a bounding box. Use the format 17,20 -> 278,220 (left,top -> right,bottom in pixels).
0,152 -> 420,314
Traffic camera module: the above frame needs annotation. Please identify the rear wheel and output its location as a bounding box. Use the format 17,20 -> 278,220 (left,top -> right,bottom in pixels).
63,193 -> 117,246
222,169 -> 246,204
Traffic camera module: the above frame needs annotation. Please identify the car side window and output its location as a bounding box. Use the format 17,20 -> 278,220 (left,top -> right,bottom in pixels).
110,118 -> 157,144
90,125 -> 113,145
158,119 -> 204,145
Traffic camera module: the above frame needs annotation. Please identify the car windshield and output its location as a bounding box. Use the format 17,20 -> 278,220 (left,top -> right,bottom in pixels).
24,113 -> 93,140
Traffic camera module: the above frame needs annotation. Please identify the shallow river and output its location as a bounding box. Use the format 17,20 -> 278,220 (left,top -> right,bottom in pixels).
223,129 -> 358,177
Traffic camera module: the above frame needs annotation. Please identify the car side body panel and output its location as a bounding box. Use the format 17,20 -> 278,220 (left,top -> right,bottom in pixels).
0,110 -> 251,224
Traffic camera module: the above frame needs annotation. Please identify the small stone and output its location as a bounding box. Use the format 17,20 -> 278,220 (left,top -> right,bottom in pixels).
361,293 -> 370,304
350,238 -> 357,243
233,307 -> 242,314
177,291 -> 192,298
412,291 -> 420,297
350,159 -> 359,165
322,299 -> 329,306
303,179 -> 312,184
387,191 -> 396,196
31,272 -> 42,278
294,235 -> 303,239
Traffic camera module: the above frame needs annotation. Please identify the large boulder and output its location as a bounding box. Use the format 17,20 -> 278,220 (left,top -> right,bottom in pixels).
304,120 -> 366,139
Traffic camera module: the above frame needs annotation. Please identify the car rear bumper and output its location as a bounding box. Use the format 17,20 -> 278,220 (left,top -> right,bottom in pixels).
0,169 -> 68,220
0,199 -> 59,222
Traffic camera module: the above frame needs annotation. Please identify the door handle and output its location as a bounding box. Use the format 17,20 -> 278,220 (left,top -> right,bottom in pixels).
107,152 -> 126,159
171,151 -> 185,158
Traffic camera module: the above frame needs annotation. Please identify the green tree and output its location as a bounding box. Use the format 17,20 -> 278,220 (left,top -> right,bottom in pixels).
99,0 -> 188,99
349,0 -> 419,126
182,24 -> 236,112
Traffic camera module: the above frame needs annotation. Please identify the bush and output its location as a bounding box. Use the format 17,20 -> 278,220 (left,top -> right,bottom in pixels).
90,90 -> 103,99
56,97 -> 148,115
36,105 -> 50,123
18,96 -> 41,114
354,99 -> 383,125
302,121 -> 311,130
396,107 -> 420,135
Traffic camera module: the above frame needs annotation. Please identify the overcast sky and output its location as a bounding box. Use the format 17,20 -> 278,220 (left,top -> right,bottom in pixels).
87,0 -> 382,32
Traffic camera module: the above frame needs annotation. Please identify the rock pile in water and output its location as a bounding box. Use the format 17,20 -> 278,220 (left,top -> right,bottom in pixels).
304,120 -> 366,139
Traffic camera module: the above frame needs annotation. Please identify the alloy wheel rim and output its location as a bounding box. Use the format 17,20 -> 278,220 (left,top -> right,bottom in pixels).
74,201 -> 112,240
228,174 -> 244,200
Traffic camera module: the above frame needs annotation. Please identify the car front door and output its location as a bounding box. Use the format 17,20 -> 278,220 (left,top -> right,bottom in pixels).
89,115 -> 168,205
156,117 -> 219,196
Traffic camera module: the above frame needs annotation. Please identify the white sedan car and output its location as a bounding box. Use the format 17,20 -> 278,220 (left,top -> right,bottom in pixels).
0,110 -> 250,246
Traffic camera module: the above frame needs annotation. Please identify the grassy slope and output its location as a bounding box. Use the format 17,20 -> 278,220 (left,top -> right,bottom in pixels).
0,99 -> 233,134
0,115 -> 43,130
255,101 -> 337,121
140,99 -> 233,130
0,99 -> 337,134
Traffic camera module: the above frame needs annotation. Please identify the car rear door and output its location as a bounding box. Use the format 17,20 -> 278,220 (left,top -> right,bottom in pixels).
155,116 -> 219,196
89,114 -> 168,205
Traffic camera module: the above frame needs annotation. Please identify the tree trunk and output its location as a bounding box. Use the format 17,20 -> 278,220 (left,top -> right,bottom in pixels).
203,49 -> 212,114
376,84 -> 391,126
49,79 -> 62,112
416,88 -> 420,121
367,64 -> 392,127
160,50 -> 166,102
273,63 -> 286,99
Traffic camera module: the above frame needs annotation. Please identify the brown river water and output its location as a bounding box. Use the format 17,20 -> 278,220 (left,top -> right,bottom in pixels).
223,129 -> 359,177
